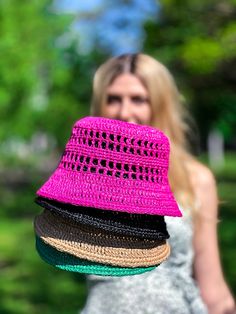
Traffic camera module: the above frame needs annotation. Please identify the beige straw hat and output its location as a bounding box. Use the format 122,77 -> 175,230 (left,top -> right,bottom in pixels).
34,210 -> 170,267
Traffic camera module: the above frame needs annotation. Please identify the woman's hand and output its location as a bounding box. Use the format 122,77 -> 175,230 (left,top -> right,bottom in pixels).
207,292 -> 236,314
206,281 -> 236,313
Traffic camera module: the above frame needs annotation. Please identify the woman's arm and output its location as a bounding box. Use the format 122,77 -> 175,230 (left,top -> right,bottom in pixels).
190,162 -> 235,314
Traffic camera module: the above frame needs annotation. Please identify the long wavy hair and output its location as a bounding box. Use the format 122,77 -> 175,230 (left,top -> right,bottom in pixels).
90,53 -> 197,215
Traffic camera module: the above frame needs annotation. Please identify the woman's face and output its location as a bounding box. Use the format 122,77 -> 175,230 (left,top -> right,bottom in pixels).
102,73 -> 152,125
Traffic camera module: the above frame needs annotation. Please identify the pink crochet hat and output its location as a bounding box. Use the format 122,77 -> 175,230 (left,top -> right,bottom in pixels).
37,117 -> 181,216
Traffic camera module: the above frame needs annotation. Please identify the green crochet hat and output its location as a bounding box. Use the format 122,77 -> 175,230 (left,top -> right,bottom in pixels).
36,236 -> 156,276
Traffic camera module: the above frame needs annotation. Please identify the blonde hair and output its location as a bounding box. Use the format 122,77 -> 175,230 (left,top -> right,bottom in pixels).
91,53 -> 196,214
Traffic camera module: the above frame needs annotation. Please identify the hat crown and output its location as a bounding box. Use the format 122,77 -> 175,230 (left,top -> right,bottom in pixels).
75,117 -> 170,144
62,117 -> 170,184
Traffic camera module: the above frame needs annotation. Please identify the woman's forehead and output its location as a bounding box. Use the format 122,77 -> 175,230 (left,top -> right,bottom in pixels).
106,73 -> 148,95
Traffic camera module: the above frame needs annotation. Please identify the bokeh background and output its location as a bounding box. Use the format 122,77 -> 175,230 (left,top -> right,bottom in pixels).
0,0 -> 235,313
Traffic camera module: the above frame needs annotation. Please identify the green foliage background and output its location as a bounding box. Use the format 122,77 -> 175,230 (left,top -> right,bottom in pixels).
144,0 -> 236,146
0,0 -> 235,313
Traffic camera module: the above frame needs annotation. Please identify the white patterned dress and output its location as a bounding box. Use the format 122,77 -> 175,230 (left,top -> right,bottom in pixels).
80,211 -> 208,314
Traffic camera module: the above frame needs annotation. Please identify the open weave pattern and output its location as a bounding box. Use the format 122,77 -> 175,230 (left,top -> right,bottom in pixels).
37,117 -> 181,217
35,197 -> 170,240
34,210 -> 171,267
35,236 -> 156,276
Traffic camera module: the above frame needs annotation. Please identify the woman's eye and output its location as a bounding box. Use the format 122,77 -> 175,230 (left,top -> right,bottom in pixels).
107,95 -> 121,104
132,96 -> 148,104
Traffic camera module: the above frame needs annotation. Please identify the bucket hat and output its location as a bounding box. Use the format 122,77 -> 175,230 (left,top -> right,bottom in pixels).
34,210 -> 170,267
35,196 -> 170,240
36,117 -> 181,217
35,236 -> 157,276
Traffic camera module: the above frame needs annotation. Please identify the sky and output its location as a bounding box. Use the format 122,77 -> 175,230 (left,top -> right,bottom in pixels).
53,0 -> 159,55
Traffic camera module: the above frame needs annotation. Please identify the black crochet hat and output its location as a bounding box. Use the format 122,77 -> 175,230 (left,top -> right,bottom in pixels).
35,196 -> 170,240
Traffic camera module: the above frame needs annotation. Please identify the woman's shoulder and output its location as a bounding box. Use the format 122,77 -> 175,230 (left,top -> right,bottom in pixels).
186,158 -> 216,189
186,158 -> 219,218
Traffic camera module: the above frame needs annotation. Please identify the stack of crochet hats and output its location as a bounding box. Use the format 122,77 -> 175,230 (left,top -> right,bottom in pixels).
34,117 -> 182,276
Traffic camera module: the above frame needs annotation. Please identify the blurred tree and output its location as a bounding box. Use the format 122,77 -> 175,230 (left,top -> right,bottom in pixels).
144,0 -> 236,149
0,0 -> 67,143
40,43 -> 105,148
0,0 -> 104,149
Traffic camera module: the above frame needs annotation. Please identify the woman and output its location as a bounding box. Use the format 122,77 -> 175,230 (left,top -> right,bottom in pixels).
81,54 -> 235,314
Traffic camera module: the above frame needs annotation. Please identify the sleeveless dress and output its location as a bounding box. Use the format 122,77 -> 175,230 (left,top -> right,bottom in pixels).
80,210 -> 208,314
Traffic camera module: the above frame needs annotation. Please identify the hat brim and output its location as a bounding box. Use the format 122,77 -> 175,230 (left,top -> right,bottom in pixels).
35,197 -> 170,240
37,168 -> 182,217
34,210 -> 171,268
35,236 -> 156,276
